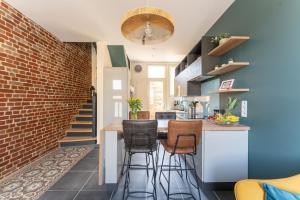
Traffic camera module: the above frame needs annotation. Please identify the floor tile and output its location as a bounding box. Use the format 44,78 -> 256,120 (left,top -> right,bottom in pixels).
214,191 -> 235,200
74,191 -> 111,200
83,172 -> 116,191
38,191 -> 77,200
50,171 -> 92,191
85,149 -> 99,159
70,157 -> 98,172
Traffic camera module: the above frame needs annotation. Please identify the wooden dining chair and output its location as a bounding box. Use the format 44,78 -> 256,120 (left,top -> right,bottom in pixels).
128,111 -> 150,120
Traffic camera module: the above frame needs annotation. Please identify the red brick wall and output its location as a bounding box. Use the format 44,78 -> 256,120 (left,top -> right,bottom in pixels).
0,1 -> 92,179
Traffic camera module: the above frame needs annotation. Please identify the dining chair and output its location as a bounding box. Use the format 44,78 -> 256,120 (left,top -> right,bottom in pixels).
129,111 -> 150,120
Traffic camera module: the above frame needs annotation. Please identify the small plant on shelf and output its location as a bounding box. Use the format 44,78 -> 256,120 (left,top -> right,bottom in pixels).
211,33 -> 230,45
128,97 -> 142,120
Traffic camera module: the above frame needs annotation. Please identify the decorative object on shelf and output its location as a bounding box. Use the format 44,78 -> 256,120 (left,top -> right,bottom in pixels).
219,79 -> 235,90
134,64 -> 142,73
214,64 -> 220,70
211,33 -> 230,45
207,62 -> 250,76
228,58 -> 234,64
128,97 -> 142,119
208,36 -> 250,56
121,6 -> 174,45
225,97 -> 239,116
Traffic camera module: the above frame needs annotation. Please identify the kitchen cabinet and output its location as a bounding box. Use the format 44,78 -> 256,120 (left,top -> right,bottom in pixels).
187,130 -> 248,184
174,57 -> 202,96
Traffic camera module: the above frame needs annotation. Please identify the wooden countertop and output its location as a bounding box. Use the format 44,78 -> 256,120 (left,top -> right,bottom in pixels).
102,119 -> 250,133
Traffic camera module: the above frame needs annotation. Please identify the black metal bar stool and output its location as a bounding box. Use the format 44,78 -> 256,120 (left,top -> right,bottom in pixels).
159,120 -> 202,200
155,112 -> 176,166
121,111 -> 151,176
122,120 -> 158,200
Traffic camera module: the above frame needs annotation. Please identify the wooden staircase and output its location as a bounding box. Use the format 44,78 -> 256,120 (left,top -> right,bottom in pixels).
59,100 -> 97,147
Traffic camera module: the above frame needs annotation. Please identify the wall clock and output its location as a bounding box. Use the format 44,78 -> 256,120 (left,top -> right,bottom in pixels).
134,64 -> 142,73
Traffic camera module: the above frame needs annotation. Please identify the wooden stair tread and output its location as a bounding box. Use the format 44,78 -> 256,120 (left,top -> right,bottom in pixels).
70,121 -> 93,125
59,136 -> 96,142
75,114 -> 92,117
65,128 -> 92,133
81,103 -> 92,105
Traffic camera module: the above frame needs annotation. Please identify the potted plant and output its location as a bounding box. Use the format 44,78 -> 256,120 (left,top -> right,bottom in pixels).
211,33 -> 230,45
128,97 -> 142,120
225,97 -> 239,116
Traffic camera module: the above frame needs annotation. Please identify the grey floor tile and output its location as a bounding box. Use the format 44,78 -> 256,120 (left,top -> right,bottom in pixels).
38,191 -> 77,200
74,191 -> 111,200
50,171 -> 92,191
85,149 -> 99,159
83,172 -> 116,191
214,191 -> 235,200
70,157 -> 98,172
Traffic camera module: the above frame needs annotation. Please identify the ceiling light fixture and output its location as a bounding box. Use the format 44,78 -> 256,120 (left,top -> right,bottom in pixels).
121,7 -> 174,45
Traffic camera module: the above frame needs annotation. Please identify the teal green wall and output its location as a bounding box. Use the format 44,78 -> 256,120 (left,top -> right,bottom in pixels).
206,0 -> 300,178
107,45 -> 128,67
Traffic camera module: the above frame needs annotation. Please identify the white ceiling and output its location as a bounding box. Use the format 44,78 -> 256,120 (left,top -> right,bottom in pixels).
6,0 -> 234,62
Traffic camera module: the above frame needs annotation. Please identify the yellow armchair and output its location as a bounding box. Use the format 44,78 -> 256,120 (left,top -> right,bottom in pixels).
234,174 -> 300,200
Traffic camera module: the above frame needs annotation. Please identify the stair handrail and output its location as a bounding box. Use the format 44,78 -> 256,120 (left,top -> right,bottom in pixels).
92,91 -> 97,137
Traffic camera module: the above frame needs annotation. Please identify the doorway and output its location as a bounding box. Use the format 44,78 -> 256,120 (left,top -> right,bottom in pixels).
148,65 -> 166,118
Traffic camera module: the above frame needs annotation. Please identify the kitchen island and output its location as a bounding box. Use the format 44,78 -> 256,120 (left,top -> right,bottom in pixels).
99,119 -> 250,186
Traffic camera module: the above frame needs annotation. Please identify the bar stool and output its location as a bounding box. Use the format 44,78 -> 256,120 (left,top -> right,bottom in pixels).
122,111 -> 151,175
159,120 -> 202,200
122,120 -> 158,200
155,112 -> 176,163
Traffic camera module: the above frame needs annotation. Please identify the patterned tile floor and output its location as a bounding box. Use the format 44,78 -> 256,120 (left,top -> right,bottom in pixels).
0,145 -> 94,200
38,146 -> 114,200
1,145 -> 235,200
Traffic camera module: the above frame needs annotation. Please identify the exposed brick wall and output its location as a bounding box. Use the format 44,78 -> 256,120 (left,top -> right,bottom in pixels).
0,1 -> 92,179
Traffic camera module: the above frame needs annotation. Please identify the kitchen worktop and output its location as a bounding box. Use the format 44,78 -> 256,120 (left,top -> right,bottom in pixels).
102,119 -> 250,132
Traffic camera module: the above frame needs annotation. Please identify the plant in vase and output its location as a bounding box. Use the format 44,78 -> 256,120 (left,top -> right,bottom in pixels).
211,33 -> 230,45
128,97 -> 142,120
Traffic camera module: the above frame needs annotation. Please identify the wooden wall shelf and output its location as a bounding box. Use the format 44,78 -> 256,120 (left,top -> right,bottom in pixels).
209,89 -> 250,94
208,36 -> 250,56
207,62 -> 250,76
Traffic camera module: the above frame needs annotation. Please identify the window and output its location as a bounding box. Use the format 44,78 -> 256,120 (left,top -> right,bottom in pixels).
169,66 -> 175,96
112,80 -> 122,90
113,96 -> 122,117
148,65 -> 165,78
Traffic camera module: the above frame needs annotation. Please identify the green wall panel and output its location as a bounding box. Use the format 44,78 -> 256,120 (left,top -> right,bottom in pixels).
206,0 -> 300,178
107,45 -> 128,67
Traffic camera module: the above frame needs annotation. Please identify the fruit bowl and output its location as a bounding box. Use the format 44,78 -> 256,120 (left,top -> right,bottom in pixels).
210,120 -> 239,126
208,115 -> 240,126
